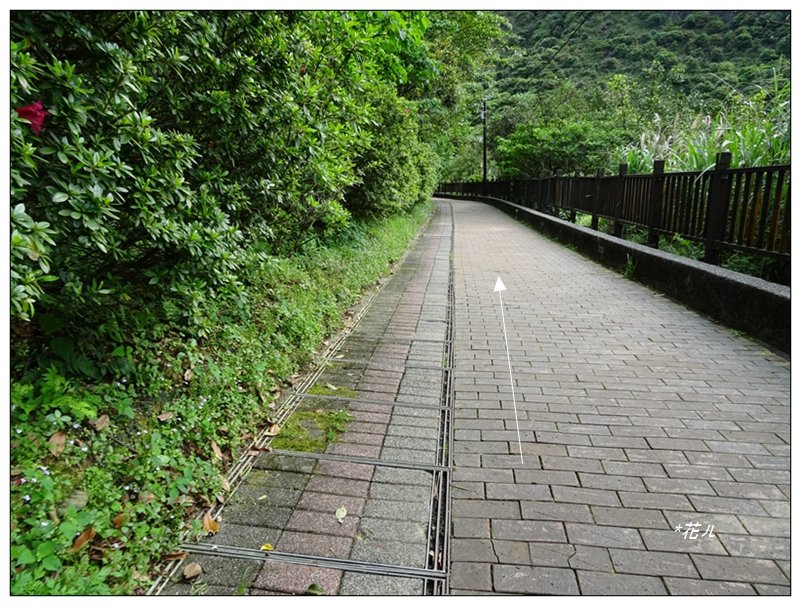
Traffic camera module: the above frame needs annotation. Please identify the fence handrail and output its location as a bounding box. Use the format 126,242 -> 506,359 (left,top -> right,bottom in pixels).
436,156 -> 791,264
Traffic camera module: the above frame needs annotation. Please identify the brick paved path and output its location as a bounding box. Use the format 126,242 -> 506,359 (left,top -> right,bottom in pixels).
163,198 -> 789,596
449,199 -> 789,595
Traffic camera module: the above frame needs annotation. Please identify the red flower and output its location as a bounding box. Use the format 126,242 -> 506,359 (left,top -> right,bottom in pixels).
16,100 -> 48,135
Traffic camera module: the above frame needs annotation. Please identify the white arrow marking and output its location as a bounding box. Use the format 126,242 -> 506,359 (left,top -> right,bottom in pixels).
494,276 -> 524,464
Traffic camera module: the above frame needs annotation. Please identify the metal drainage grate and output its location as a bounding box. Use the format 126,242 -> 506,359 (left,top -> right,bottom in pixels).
424,201 -> 455,595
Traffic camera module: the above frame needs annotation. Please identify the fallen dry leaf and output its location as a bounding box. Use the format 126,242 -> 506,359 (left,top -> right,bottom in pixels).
158,412 -> 174,422
131,570 -> 150,582
325,383 -> 339,391
70,527 -> 96,553
89,545 -> 106,561
335,506 -> 347,524
221,477 -> 231,492
260,543 -> 274,551
257,495 -> 268,501
162,551 -> 188,561
112,512 -> 126,529
59,489 -> 88,514
306,583 -> 326,595
48,431 -> 67,457
202,511 -> 219,534
210,441 -> 223,461
266,424 -> 281,436
92,415 -> 110,431
183,368 -> 194,382
183,562 -> 202,580
137,491 -> 156,504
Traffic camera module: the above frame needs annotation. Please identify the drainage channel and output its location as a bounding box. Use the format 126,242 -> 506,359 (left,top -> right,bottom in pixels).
298,393 -> 450,411
266,449 -> 450,473
424,200 -> 455,595
181,543 -> 447,581
326,359 -> 450,372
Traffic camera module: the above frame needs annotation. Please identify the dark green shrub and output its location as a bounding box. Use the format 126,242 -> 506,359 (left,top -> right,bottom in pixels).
345,86 -> 436,217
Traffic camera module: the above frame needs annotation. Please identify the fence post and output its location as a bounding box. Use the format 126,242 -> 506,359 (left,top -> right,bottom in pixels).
703,152 -> 733,264
555,170 -> 563,216
613,163 -> 627,237
591,168 -> 603,230
647,160 -> 665,248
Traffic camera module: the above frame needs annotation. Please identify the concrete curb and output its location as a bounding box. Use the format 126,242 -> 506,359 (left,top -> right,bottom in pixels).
435,194 -> 790,355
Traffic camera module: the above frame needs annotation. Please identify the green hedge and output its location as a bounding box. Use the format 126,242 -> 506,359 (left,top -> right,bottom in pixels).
10,11 -> 438,355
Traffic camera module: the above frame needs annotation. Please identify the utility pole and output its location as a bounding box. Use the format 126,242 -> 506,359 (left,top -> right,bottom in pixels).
482,98 -> 488,188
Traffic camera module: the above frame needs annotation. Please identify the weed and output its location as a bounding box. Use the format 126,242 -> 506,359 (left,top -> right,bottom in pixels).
622,254 -> 637,278
624,226 -> 648,245
660,234 -> 704,260
270,409 -> 352,453
306,384 -> 359,399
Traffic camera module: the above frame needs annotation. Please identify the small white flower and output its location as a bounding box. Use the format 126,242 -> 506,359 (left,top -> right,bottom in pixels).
30,478 -> 37,483
121,377 -> 127,383
39,466 -> 50,475
81,446 -> 89,452
143,430 -> 148,434
41,520 -> 48,527
16,428 -> 22,434
69,440 -> 75,445
72,423 -> 80,429
19,478 -> 26,484
22,495 -> 31,503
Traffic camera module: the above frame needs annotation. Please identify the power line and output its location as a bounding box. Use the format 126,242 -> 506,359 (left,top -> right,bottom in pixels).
529,12 -> 592,81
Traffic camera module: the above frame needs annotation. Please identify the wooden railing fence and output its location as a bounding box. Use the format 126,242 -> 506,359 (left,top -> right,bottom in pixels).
436,153 -> 790,265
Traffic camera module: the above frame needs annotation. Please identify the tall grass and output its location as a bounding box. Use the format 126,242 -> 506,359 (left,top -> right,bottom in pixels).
612,72 -> 789,173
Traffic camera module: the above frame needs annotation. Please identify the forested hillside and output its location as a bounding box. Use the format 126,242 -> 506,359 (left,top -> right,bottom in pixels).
9,10 -> 505,594
498,11 -> 789,100
442,10 -> 790,180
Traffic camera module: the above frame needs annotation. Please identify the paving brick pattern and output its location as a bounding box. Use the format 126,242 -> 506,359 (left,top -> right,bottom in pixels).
161,198 -> 789,595
449,198 -> 790,595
